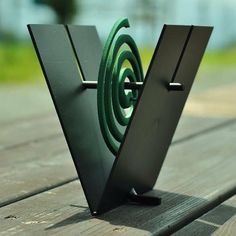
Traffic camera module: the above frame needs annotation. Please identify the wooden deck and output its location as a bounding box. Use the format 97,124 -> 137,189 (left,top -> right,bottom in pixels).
0,68 -> 236,235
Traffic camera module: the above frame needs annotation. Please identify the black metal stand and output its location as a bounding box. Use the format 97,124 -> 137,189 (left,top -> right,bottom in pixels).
28,23 -> 212,215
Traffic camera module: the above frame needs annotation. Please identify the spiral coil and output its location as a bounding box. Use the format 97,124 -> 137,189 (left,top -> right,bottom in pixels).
97,18 -> 144,155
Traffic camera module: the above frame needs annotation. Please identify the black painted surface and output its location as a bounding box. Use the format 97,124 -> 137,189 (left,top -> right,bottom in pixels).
28,25 -> 114,214
98,25 -> 212,214
28,24 -> 212,215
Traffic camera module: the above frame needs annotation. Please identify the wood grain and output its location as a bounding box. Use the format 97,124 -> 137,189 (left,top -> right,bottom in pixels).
0,84 -> 53,124
213,196 -> 236,236
0,122 -> 235,235
0,134 -> 77,207
0,114 -> 61,151
173,196 -> 236,235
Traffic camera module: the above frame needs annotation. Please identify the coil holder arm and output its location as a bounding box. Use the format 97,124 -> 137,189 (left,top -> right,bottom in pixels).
82,81 -> 185,91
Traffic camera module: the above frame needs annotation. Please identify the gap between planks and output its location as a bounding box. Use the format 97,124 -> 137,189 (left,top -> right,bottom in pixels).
173,195 -> 236,235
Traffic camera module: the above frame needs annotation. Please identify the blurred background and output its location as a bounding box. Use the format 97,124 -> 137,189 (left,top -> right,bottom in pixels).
0,0 -> 236,123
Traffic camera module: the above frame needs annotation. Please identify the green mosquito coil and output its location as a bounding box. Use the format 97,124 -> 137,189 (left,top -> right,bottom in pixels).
97,17 -> 144,155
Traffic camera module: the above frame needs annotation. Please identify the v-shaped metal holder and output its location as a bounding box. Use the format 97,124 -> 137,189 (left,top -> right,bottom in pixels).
28,22 -> 212,215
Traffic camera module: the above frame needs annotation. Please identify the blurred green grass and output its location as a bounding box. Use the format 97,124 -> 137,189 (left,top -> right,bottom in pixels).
140,47 -> 236,71
0,43 -> 236,83
202,48 -> 236,66
0,43 -> 42,83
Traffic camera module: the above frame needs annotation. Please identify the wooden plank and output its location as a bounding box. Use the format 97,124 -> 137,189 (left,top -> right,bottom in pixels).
214,215 -> 236,235
0,114 -> 62,150
0,84 -> 53,124
0,83 -> 230,150
0,114 -> 232,208
1,76 -> 235,151
0,122 -> 235,235
184,82 -> 236,119
0,83 -> 62,151
213,196 -> 236,236
173,115 -> 233,143
0,108 -> 228,151
0,134 -> 77,207
0,107 -> 232,153
0,81 -> 231,149
173,196 -> 236,235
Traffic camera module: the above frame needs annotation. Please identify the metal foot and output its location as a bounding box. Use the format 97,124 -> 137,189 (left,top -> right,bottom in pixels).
128,189 -> 161,206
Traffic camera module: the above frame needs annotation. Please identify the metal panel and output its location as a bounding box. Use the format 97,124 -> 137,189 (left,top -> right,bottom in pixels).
66,25 -> 102,82
28,25 -> 114,214
98,25 -> 213,214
